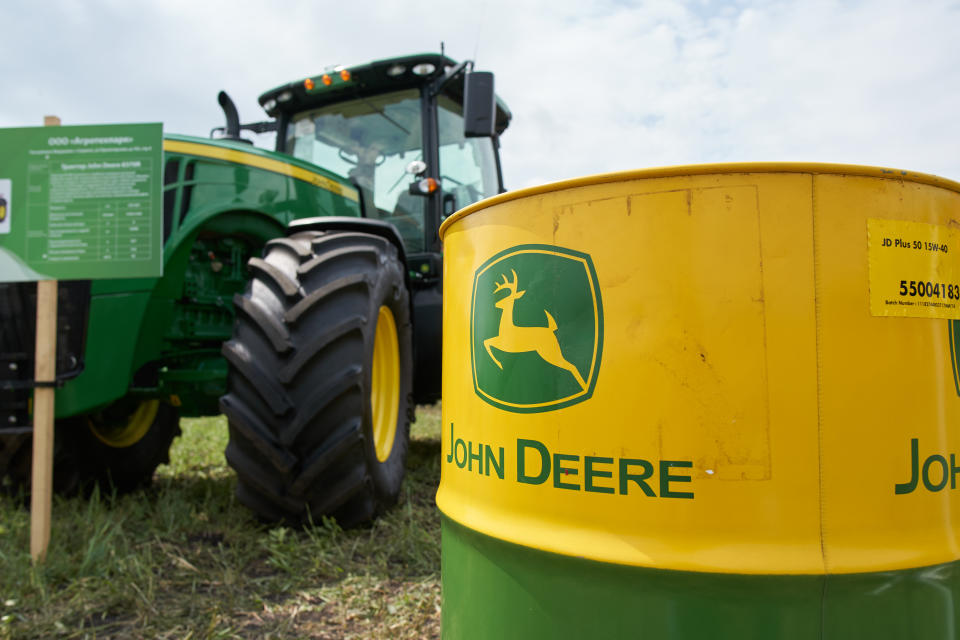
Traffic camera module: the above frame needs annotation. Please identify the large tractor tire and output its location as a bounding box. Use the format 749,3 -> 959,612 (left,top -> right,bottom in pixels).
221,230 -> 413,527
0,398 -> 180,496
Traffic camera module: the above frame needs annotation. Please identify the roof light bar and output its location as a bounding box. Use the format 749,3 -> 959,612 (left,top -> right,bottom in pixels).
412,63 -> 436,76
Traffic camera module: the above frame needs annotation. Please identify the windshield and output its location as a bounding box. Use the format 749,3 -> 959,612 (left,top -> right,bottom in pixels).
286,89 -> 427,251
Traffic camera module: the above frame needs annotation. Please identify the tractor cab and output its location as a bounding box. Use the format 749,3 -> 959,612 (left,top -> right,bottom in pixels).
258,54 -> 511,256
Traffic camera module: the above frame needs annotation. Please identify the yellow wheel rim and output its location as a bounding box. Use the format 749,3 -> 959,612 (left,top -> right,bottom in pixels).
371,305 -> 400,462
88,399 -> 159,448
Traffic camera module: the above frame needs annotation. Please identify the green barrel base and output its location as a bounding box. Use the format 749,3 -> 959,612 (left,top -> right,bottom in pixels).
441,516 -> 960,639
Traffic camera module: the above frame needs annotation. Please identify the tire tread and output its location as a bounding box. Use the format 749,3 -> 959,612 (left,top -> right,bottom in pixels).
223,230 -> 412,527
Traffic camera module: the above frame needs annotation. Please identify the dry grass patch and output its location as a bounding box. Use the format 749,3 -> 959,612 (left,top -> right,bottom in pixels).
0,404 -> 443,639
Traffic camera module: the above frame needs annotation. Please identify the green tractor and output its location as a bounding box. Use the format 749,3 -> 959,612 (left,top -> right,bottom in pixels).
0,53 -> 510,525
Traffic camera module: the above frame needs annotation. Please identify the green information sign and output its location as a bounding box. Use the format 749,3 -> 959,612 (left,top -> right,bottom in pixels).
0,123 -> 162,282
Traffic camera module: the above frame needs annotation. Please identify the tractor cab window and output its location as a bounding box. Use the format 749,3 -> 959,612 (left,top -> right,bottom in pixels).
286,89 -> 427,252
437,95 -> 500,218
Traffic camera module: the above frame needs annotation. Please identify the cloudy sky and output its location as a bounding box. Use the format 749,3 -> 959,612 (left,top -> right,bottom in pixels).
1,0 -> 958,189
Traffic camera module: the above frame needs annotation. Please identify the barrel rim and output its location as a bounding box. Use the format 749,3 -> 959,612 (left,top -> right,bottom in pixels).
439,162 -> 960,240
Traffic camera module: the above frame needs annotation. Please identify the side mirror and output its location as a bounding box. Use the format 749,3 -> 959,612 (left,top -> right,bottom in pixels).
463,72 -> 496,138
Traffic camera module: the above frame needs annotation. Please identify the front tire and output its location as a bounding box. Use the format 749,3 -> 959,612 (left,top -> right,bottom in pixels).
0,397 -> 180,495
221,230 -> 413,526
75,398 -> 182,492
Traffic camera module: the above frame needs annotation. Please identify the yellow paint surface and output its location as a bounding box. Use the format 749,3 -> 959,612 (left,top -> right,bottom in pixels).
438,164 -> 960,575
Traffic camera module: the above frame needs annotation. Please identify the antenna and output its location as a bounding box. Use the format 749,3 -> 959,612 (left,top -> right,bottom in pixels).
473,0 -> 488,63
441,41 -> 445,57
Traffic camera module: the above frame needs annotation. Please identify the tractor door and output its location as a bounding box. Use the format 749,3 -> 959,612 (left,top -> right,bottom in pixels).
436,94 -> 502,223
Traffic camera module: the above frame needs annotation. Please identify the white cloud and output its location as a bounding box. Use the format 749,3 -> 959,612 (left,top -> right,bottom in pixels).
1,0 -> 958,187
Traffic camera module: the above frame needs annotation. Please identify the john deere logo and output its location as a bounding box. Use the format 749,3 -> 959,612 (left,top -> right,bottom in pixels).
471,244 -> 603,413
951,320 -> 960,397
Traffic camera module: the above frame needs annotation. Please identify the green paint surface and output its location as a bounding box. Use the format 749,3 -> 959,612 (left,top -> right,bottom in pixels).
49,134 -> 359,417
54,290 -> 151,417
442,516 -> 960,639
950,320 -> 960,397
470,244 -> 603,412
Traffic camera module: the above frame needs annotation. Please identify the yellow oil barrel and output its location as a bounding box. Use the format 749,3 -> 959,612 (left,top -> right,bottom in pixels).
437,163 -> 960,639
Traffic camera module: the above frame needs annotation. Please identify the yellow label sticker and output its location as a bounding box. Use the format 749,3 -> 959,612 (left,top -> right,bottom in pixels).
869,218 -> 960,319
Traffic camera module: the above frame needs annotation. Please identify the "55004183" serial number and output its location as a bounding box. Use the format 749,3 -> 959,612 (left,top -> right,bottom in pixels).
899,280 -> 960,299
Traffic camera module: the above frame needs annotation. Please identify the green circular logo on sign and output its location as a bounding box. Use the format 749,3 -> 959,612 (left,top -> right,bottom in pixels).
470,244 -> 603,413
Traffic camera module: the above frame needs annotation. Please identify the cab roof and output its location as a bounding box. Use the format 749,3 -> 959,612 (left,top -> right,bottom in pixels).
259,53 -> 511,135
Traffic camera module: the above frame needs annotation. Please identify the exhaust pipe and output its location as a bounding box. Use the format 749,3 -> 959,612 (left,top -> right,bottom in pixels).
217,91 -> 242,141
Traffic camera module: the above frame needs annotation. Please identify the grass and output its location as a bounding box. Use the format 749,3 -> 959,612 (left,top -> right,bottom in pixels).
0,404 -> 443,639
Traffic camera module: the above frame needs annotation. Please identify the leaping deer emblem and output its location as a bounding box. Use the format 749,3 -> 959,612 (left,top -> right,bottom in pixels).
483,270 -> 587,390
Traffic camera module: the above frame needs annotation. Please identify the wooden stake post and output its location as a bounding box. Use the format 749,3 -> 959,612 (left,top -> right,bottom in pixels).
30,114 -> 61,563
30,280 -> 57,562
